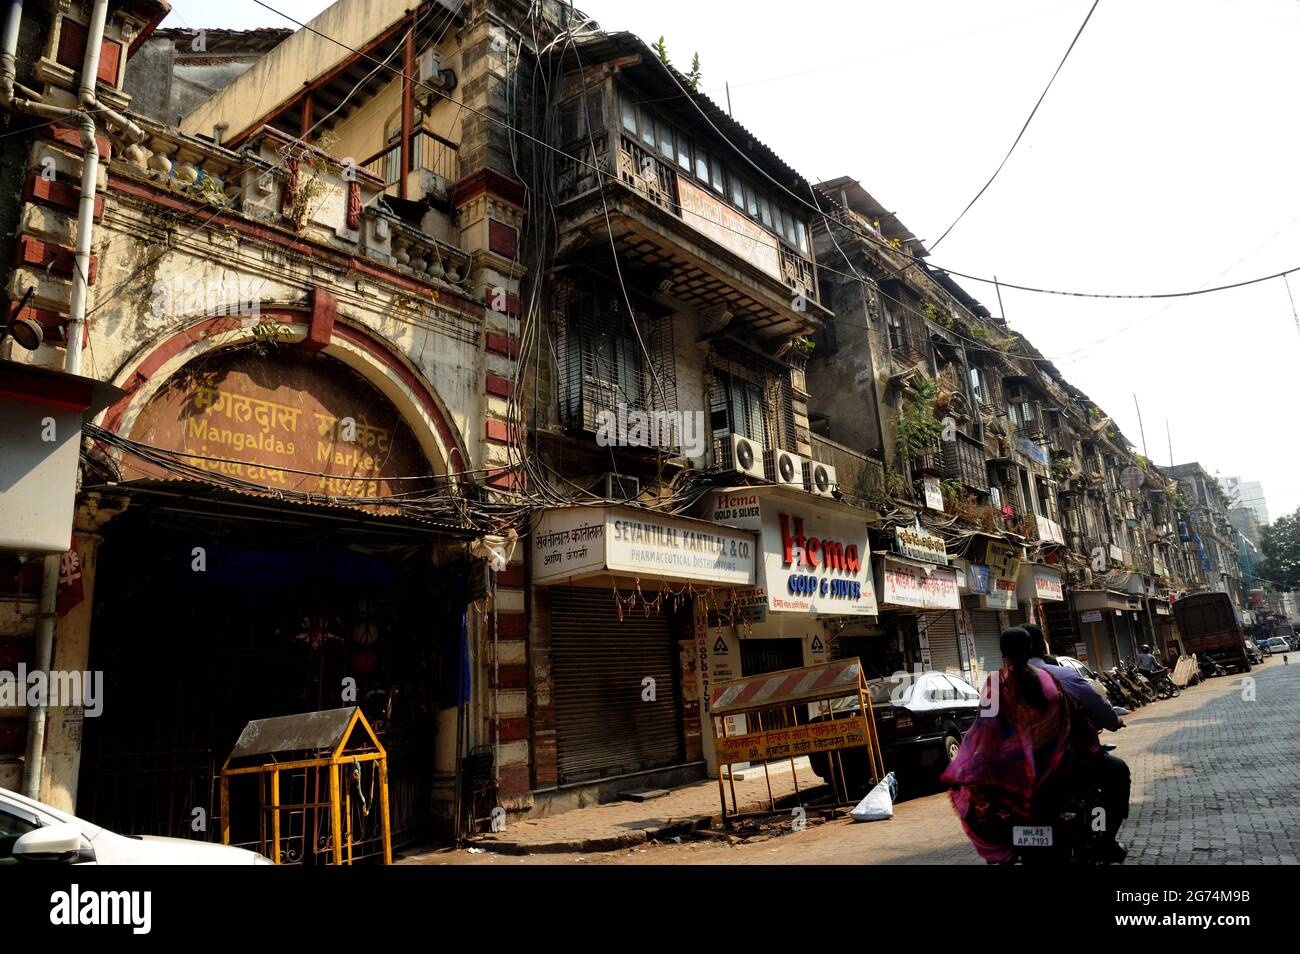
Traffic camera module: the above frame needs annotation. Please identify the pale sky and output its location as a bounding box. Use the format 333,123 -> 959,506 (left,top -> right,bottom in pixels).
160,0 -> 1300,521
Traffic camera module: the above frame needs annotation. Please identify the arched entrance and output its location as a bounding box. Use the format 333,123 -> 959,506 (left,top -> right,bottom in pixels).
76,325 -> 475,860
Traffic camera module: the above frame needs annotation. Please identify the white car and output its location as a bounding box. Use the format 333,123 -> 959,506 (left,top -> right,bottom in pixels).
1052,655 -> 1112,704
1265,637 -> 1289,654
0,786 -> 270,865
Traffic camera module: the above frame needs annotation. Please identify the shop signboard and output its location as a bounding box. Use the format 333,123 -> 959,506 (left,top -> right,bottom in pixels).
1035,515 -> 1065,546
878,558 -> 961,610
894,526 -> 948,565
967,564 -> 991,595
533,506 -> 756,586
985,577 -> 1018,611
701,490 -> 877,617
1080,610 -> 1103,624
1017,438 -> 1050,466
1019,565 -> 1065,602
923,476 -> 944,511
676,175 -> 783,281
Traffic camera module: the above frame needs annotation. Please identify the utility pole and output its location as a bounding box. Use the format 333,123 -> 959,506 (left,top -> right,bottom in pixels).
725,81 -> 732,117
1166,419 -> 1174,467
1133,393 -> 1149,458
994,275 -> 1007,325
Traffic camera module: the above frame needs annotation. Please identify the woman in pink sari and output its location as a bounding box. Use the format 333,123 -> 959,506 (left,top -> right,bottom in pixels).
940,626 -> 1098,863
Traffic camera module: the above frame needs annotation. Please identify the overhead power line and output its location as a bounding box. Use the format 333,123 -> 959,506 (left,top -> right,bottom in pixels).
243,0 -> 1300,306
929,0 -> 1101,251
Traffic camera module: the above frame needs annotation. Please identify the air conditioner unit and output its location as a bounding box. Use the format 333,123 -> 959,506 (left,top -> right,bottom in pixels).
764,449 -> 805,490
718,432 -> 765,480
603,473 -> 640,501
803,460 -> 837,497
416,47 -> 457,95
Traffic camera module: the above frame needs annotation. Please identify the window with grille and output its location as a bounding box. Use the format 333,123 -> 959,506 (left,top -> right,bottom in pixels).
708,343 -> 796,457
554,273 -> 676,442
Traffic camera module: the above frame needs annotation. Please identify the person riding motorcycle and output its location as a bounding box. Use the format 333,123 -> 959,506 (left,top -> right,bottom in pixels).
1023,624 -> 1130,861
1137,644 -> 1159,674
941,627 -> 1103,864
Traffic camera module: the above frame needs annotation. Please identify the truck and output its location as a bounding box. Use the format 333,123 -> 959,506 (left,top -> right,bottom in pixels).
1172,592 -> 1253,674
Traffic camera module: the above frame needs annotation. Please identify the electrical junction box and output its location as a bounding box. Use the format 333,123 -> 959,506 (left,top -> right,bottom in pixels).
0,360 -> 123,555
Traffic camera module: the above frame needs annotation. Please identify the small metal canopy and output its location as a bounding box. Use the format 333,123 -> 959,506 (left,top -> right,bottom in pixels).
707,660 -> 887,827
220,707 -> 392,865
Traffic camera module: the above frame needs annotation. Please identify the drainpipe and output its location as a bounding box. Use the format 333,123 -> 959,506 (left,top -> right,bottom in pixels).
15,0 -> 141,800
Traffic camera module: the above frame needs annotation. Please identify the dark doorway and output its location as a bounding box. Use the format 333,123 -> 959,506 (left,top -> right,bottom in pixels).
77,492 -> 467,860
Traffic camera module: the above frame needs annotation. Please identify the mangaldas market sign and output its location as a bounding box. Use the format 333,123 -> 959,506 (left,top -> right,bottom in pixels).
701,491 -> 877,616
123,349 -> 433,500
532,506 -> 756,586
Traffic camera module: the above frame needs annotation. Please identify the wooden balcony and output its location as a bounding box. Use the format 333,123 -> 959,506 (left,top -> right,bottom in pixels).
552,132 -> 827,342
361,128 -> 459,203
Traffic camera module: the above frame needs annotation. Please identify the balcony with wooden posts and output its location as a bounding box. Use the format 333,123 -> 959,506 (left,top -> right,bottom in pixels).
361,128 -> 460,206
554,128 -> 827,343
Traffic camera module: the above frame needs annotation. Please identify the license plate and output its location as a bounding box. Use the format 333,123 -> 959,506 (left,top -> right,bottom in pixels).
1013,825 -> 1053,847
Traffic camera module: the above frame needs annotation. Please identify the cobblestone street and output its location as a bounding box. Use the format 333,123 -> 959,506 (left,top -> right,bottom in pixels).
413,656 -> 1300,866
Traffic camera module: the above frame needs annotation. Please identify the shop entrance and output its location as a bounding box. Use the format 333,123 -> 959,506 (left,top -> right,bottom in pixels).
77,489 -> 469,858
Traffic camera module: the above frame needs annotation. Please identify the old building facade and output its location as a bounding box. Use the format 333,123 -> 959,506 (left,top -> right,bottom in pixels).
0,0 -> 1265,853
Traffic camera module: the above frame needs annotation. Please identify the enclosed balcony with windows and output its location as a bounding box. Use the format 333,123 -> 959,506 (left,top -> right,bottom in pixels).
547,33 -> 829,343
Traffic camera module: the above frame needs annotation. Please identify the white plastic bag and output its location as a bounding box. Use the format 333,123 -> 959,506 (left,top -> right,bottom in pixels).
850,771 -> 897,823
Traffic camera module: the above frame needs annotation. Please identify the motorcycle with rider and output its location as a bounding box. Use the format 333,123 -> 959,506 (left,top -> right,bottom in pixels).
941,625 -> 1130,864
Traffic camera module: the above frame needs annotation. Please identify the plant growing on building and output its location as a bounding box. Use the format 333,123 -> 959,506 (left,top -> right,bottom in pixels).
880,469 -> 909,508
250,318 -> 291,355
687,53 -> 702,91
892,376 -> 944,472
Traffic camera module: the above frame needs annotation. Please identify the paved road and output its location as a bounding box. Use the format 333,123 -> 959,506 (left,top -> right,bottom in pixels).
420,656 -> 1300,865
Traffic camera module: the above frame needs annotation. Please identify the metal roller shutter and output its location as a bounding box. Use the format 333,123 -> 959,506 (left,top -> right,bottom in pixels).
923,612 -> 961,675
740,639 -> 804,676
970,610 -> 1004,683
549,587 -> 683,785
1113,613 -> 1138,663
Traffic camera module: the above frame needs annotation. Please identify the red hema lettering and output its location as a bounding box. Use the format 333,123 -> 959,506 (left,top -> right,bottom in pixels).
779,514 -> 861,574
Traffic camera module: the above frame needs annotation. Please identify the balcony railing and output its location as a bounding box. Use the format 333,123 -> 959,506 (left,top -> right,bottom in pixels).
942,431 -> 990,492
809,433 -> 885,504
1014,418 -> 1045,441
556,132 -> 820,303
361,128 -> 459,198
887,318 -> 928,367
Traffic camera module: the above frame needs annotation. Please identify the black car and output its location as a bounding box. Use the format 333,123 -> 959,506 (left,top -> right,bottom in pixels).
808,670 -> 982,794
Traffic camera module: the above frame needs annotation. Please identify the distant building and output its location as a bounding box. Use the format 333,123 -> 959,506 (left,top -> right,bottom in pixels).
1224,476 -> 1269,525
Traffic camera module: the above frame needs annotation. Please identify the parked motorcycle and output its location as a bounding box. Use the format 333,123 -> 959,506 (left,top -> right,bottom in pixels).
1118,664 -> 1158,705
1142,665 -> 1181,700
1099,670 -> 1139,710
1199,657 -> 1228,680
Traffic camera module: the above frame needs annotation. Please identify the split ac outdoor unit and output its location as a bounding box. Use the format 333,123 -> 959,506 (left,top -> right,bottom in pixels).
603,473 -> 641,502
764,449 -> 805,490
719,432 -> 765,480
416,48 -> 458,95
803,460 -> 837,498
